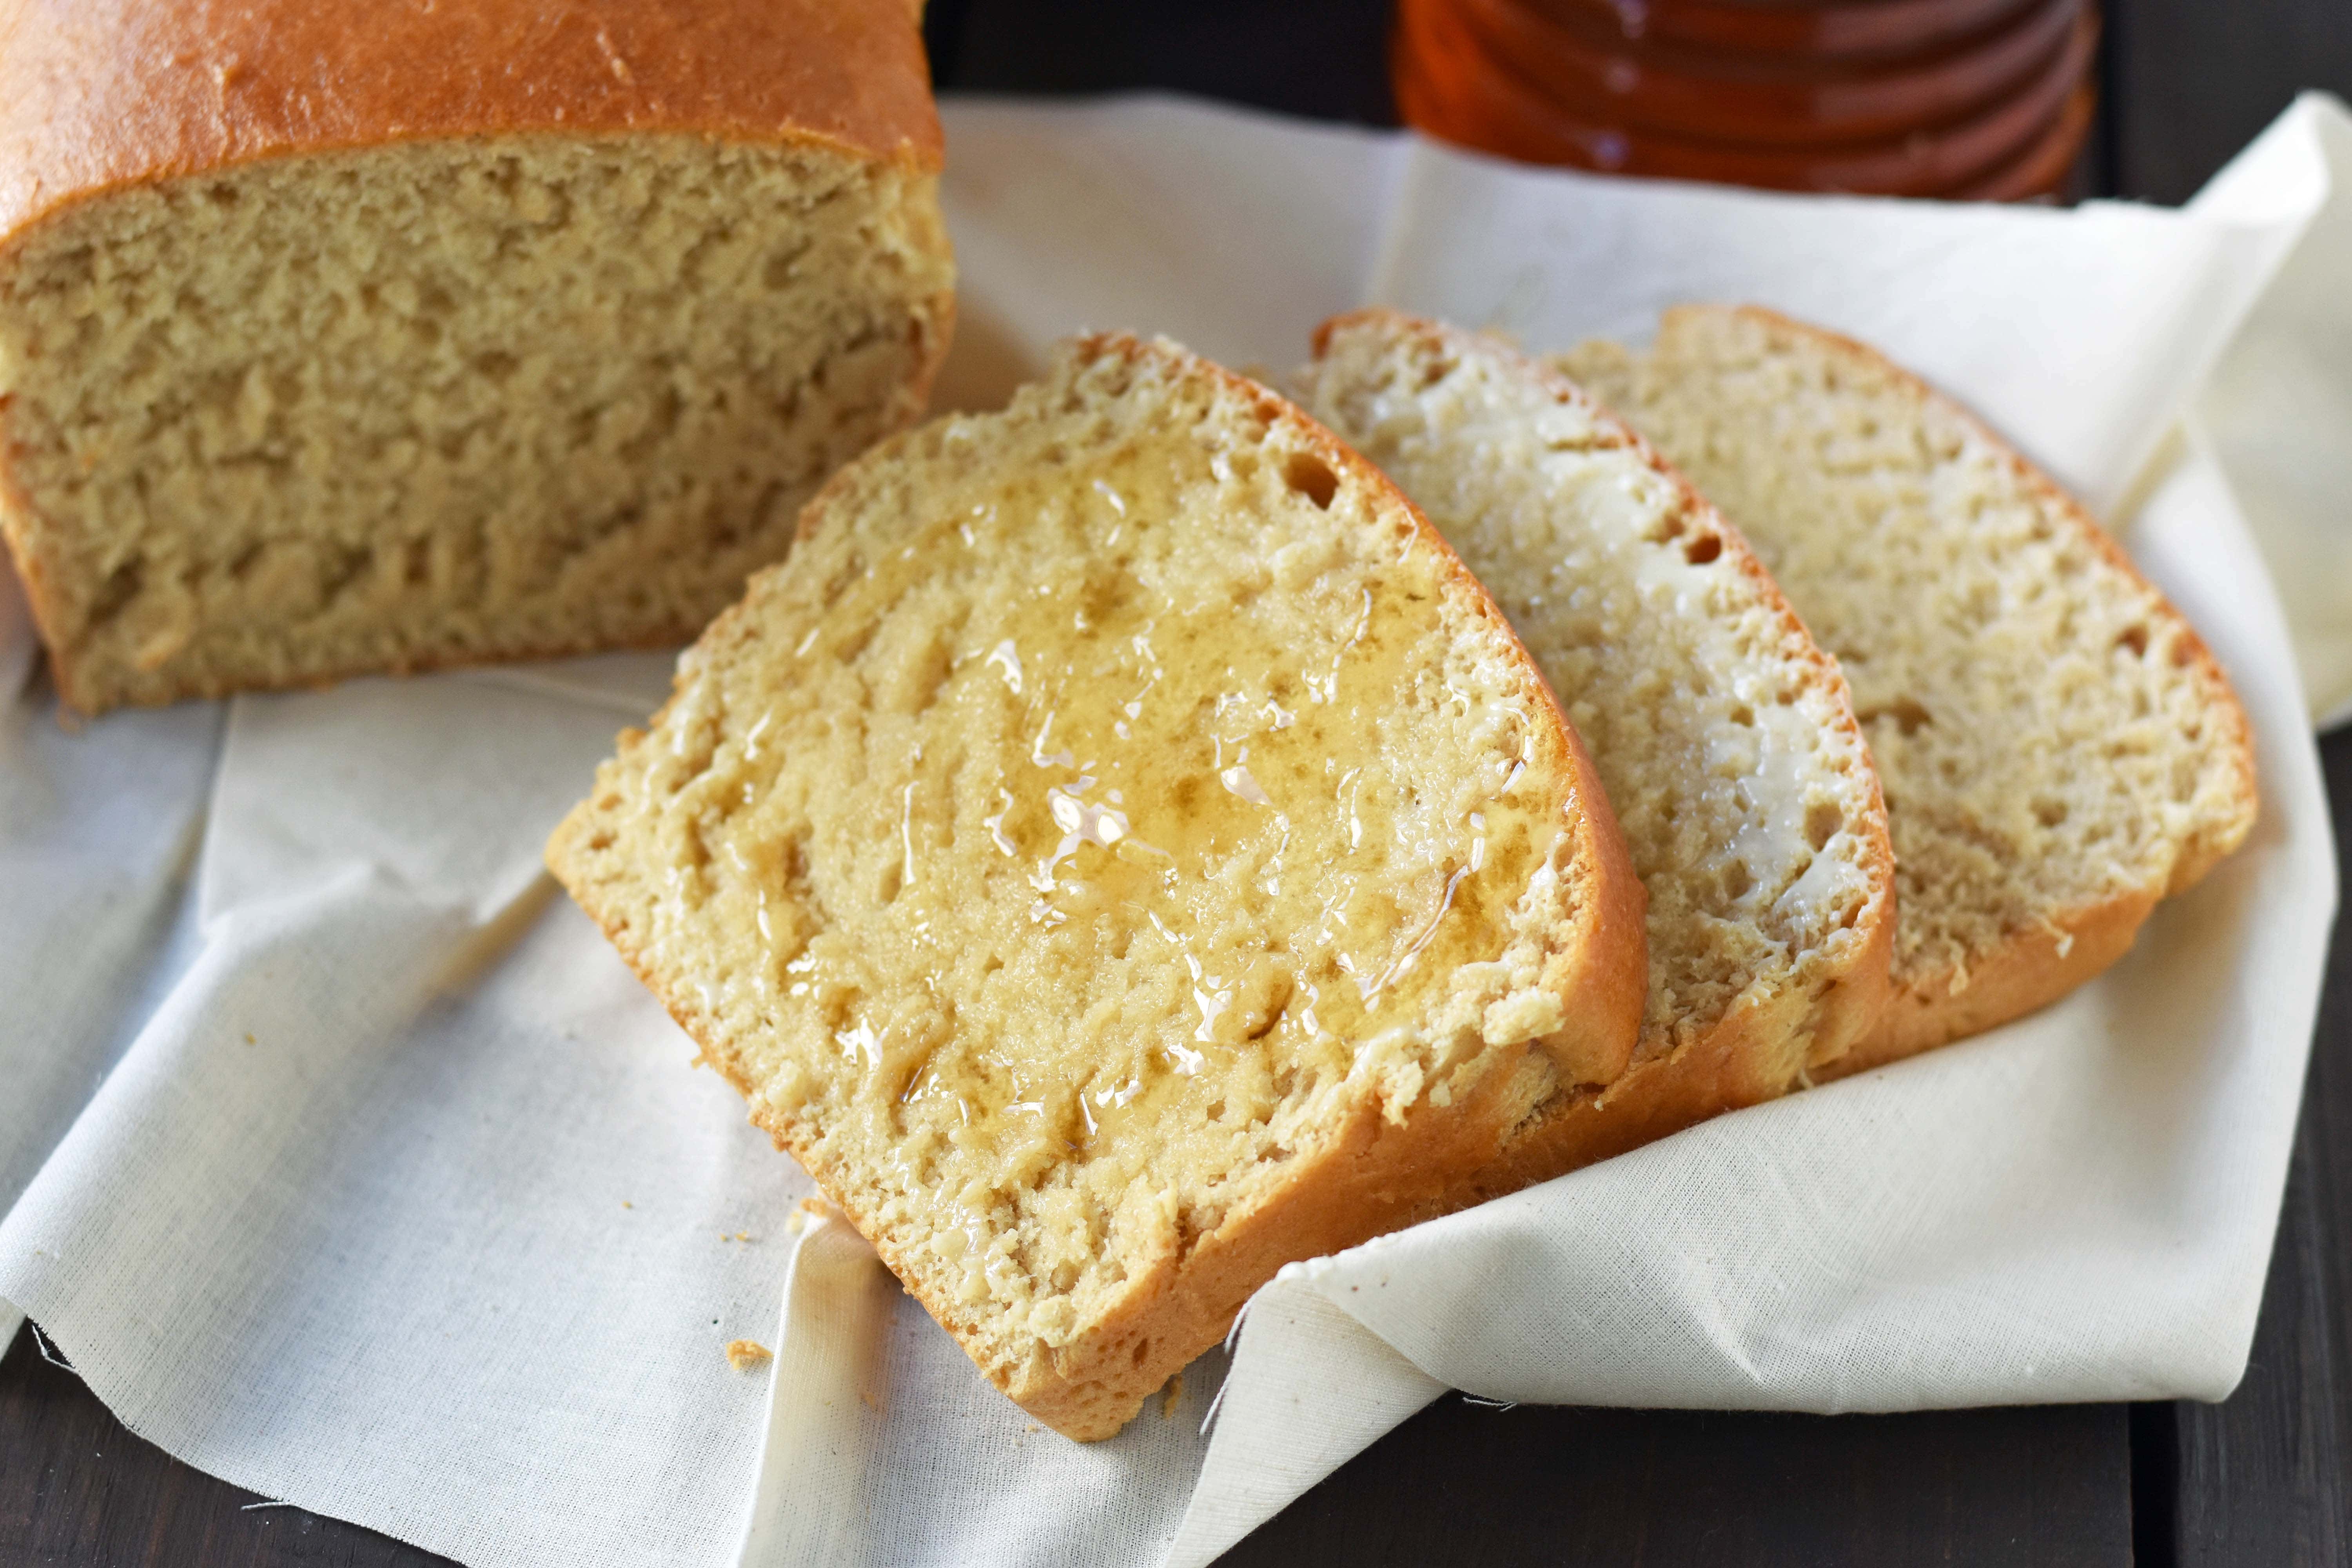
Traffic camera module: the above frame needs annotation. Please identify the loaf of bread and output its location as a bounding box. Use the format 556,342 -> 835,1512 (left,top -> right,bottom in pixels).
0,0 -> 955,713
1559,306 -> 2258,1068
1301,311 -> 1893,1189
547,332 -> 1648,1439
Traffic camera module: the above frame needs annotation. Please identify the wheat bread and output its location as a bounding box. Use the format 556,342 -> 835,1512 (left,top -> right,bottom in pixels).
1559,305 -> 2257,1069
547,332 -> 1647,1439
0,0 -> 955,712
1302,310 -> 1894,1188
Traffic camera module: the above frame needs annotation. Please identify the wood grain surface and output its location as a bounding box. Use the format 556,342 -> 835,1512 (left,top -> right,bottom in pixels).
3,1 -> 2348,1563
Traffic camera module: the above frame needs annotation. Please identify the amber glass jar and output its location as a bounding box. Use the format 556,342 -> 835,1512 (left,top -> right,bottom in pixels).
1394,0 -> 2098,200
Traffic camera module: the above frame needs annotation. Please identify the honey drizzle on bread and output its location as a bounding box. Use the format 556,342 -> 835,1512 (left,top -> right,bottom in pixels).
549,334 -> 1646,1439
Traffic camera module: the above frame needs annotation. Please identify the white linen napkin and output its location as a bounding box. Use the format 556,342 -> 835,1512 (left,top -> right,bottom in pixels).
1,93 -> 2347,1568
2193,101 -> 2352,726
0,565 -> 220,1358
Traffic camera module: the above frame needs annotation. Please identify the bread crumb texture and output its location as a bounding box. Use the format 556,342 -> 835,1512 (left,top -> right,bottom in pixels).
725,1339 -> 773,1372
0,134 -> 953,711
550,333 -> 1640,1438
1305,311 -> 1891,1087
1559,306 -> 2256,1040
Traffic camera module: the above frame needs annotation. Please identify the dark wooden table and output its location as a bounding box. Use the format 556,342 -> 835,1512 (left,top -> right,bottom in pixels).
6,3 -> 2351,1563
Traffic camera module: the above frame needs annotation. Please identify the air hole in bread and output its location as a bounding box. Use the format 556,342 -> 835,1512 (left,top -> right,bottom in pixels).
833,619 -> 877,664
1283,451 -> 1338,510
2117,624 -> 2150,657
1243,985 -> 1294,1041
86,557 -> 147,628
2034,799 -> 2068,828
322,543 -> 375,604
761,239 -> 816,292
1806,800 -> 1842,850
1683,534 -> 1722,565
1860,698 -> 1932,737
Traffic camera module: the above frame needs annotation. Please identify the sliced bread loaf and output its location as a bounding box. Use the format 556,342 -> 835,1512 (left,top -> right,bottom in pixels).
1301,310 -> 1894,1188
0,0 -> 954,712
1559,305 -> 2258,1069
547,332 -> 1647,1439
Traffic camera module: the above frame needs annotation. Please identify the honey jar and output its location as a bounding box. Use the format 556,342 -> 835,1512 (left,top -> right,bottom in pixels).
1394,0 -> 2098,200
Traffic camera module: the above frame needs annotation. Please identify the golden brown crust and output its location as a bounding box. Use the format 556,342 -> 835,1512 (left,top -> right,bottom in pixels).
548,332 -> 1650,1441
1001,1045 -> 1549,1438
1440,893 -> 1895,1202
1696,305 -> 2259,1061
1828,887 -> 2155,1078
0,0 -> 942,243
1450,989 -> 1791,1202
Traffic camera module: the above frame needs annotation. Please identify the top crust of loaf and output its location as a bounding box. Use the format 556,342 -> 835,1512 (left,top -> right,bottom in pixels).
547,332 -> 1646,1439
1302,310 -> 1894,1186
0,0 -> 943,240
1561,304 -> 2258,1066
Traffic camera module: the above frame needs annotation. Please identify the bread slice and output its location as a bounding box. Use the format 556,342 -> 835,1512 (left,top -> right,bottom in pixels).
547,332 -> 1648,1440
1558,305 -> 2258,1069
0,0 -> 954,713
1301,310 -> 1894,1190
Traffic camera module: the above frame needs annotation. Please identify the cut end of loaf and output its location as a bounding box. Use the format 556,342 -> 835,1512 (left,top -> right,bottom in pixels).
0,133 -> 955,711
1559,303 -> 2259,1055
548,331 -> 1644,1439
